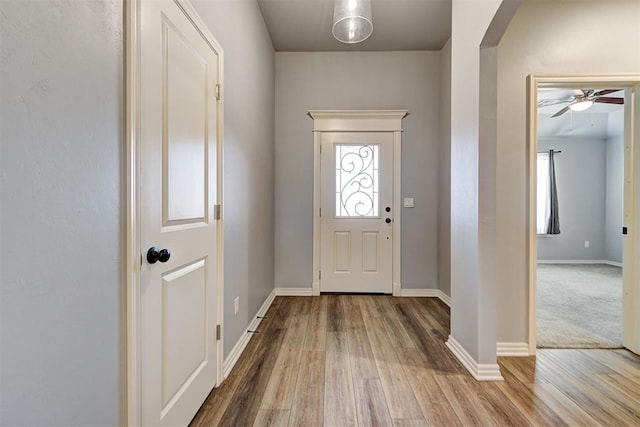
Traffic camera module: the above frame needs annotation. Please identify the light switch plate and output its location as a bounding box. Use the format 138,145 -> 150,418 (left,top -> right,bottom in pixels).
403,198 -> 415,208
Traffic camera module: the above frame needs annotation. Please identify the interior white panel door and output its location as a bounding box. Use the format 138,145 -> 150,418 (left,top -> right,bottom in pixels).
320,132 -> 393,293
139,0 -> 219,425
623,82 -> 640,354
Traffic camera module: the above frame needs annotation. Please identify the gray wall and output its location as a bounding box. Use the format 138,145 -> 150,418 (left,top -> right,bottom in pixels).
438,39 -> 452,297
0,1 -> 124,424
0,2 -> 275,425
606,109 -> 625,264
191,0 -> 276,356
274,51 -> 441,290
537,112 -> 624,263
537,139 -> 607,261
495,0 -> 640,344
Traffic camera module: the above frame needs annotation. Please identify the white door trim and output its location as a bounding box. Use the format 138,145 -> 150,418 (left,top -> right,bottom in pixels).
308,110 -> 407,296
526,74 -> 640,356
125,1 -> 225,424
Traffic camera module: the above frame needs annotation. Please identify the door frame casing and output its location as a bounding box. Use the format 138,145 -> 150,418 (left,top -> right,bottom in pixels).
308,110 -> 407,296
125,0 -> 225,424
526,74 -> 640,355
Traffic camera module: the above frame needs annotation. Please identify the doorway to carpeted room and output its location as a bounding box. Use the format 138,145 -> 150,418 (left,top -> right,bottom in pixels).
536,263 -> 623,348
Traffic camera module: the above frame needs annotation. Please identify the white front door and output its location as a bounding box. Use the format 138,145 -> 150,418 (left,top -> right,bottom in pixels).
139,1 -> 220,425
320,132 -> 394,293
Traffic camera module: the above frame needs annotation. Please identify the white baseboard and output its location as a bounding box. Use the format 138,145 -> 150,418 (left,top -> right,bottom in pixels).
438,291 -> 451,307
275,287 -> 313,296
399,288 -> 440,297
446,335 -> 504,381
223,288 -> 276,378
537,259 -> 622,267
393,282 -> 401,296
398,288 -> 451,307
274,286 -> 452,303
497,342 -> 530,357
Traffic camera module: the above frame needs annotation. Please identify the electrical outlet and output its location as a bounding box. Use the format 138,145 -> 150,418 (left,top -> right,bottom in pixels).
234,297 -> 239,315
584,241 -> 590,248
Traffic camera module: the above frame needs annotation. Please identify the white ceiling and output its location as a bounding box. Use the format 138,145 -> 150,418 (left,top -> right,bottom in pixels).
257,0 -> 452,51
537,89 -> 625,139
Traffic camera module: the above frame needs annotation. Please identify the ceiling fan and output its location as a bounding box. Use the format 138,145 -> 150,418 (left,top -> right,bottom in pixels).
539,89 -> 624,117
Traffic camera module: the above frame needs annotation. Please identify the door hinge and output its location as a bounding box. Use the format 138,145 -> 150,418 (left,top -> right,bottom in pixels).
214,204 -> 221,220
319,208 -> 321,217
216,324 -> 221,341
319,270 -> 321,280
623,226 -> 628,235
215,83 -> 221,101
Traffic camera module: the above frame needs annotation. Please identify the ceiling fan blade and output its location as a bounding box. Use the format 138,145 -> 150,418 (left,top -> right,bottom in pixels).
594,97 -> 624,105
551,105 -> 571,118
537,98 -> 574,108
593,89 -> 619,97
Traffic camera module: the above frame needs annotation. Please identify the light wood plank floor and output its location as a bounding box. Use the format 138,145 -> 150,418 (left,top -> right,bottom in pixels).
190,296 -> 640,426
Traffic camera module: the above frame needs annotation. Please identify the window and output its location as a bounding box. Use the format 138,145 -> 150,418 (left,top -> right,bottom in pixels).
335,144 -> 379,217
537,153 -> 550,234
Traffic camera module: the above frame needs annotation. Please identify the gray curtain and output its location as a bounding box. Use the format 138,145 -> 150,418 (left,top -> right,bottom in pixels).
546,149 -> 560,234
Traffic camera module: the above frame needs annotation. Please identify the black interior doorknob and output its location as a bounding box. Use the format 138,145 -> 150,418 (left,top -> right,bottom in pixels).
385,218 -> 392,224
147,247 -> 171,264
158,248 -> 171,263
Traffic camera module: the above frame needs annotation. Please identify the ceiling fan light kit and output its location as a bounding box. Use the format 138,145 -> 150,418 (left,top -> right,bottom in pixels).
569,99 -> 594,112
543,89 -> 625,118
332,0 -> 373,44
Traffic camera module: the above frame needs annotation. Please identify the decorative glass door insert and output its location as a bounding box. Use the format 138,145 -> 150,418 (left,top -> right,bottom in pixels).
335,144 -> 379,217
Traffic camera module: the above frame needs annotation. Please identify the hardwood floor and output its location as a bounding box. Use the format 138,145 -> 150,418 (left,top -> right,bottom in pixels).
190,296 -> 640,426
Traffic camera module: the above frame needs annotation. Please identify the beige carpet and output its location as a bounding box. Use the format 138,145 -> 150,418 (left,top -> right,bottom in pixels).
537,263 -> 623,348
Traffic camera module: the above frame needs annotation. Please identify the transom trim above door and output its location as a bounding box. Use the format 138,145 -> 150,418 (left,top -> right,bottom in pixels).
308,110 -> 409,132
308,110 -> 408,296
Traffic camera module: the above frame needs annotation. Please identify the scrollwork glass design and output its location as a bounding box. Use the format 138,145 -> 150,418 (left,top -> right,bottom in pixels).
335,144 -> 379,217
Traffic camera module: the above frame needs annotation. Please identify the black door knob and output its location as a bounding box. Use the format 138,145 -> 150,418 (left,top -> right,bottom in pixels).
385,207 -> 391,212
158,248 -> 171,263
385,218 -> 392,224
147,247 -> 171,264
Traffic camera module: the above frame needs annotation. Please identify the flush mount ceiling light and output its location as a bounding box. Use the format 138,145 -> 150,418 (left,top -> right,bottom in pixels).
332,0 -> 373,44
569,99 -> 594,112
